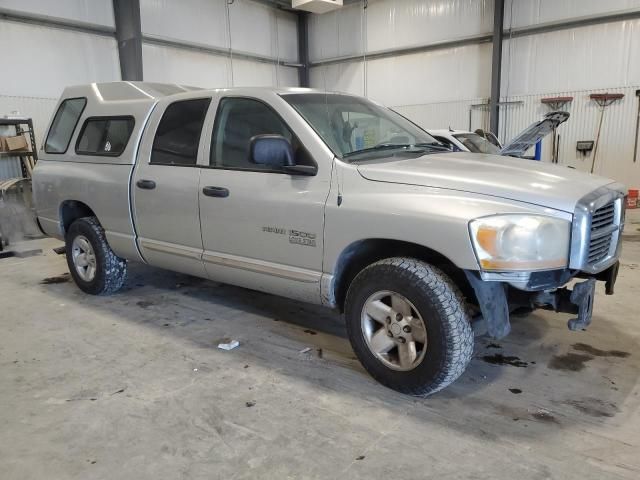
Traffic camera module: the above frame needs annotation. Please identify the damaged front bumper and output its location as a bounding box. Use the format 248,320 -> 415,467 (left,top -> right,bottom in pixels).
464,261 -> 619,339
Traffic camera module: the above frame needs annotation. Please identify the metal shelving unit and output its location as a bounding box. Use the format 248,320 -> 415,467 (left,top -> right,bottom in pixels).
0,117 -> 38,179
0,117 -> 41,250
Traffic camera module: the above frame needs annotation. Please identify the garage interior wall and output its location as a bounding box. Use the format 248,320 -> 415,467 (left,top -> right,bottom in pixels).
0,0 -> 298,147
141,0 -> 299,88
308,0 -> 640,186
0,0 -> 118,143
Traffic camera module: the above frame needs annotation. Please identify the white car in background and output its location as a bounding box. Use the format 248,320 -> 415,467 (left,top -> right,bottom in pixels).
428,111 -> 570,158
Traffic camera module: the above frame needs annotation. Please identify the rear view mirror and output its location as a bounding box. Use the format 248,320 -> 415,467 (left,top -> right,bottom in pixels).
249,135 -> 294,168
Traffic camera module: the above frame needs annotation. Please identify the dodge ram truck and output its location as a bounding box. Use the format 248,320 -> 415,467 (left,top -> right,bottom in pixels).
33,82 -> 625,396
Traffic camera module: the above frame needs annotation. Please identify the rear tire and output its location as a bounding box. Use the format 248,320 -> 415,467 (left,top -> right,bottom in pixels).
65,217 -> 127,295
345,257 -> 473,396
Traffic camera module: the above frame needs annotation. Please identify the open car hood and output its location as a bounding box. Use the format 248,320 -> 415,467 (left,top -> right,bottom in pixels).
500,111 -> 570,157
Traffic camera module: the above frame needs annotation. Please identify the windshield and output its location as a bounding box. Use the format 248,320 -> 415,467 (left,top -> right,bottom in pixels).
453,133 -> 501,155
282,93 -> 439,159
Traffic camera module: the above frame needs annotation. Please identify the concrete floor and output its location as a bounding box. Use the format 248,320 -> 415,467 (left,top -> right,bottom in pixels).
2,211 -> 640,480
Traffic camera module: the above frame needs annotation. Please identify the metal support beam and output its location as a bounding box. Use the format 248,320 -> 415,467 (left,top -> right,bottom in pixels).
142,35 -> 301,67
310,33 -> 492,67
0,7 -> 114,37
506,8 -> 640,38
297,12 -> 310,87
113,0 -> 143,81
489,0 -> 504,136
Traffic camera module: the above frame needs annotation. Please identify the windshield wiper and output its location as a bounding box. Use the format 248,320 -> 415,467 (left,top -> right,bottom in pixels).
343,141 -> 452,159
413,142 -> 452,152
343,143 -> 415,158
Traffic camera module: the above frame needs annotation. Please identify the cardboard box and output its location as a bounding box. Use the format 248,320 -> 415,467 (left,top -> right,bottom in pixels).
4,134 -> 28,151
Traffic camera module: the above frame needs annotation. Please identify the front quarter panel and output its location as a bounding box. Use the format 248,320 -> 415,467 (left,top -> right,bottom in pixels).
323,161 -> 572,274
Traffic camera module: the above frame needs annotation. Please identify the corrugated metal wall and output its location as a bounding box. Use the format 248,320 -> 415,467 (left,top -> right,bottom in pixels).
140,0 -> 299,88
308,0 -> 640,187
0,0 -> 297,181
0,0 -> 117,180
498,86 -> 640,182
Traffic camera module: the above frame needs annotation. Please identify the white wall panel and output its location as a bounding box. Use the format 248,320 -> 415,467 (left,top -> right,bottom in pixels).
0,0 -> 114,26
0,95 -> 57,149
501,19 -> 640,96
141,0 -> 297,62
366,0 -> 492,53
393,98 -> 487,131
140,0 -> 229,49
0,21 -> 120,98
367,43 -> 491,106
143,44 -> 298,89
309,2 -> 363,62
229,0 -> 297,60
276,66 -> 300,88
309,0 -> 492,62
232,60 -> 299,87
310,62 -> 366,96
229,0 -> 298,62
504,0 -> 640,29
142,43 -> 230,88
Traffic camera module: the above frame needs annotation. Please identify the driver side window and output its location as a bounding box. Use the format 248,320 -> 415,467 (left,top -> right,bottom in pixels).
211,97 -> 293,170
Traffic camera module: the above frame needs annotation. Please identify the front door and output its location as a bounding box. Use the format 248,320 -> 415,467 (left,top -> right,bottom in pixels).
132,97 -> 211,277
198,96 -> 329,303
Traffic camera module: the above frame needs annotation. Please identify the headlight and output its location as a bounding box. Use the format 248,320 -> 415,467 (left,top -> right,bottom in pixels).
469,215 -> 570,271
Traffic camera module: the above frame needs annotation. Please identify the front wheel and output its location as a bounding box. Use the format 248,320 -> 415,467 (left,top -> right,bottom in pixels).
65,217 -> 127,295
345,257 -> 474,396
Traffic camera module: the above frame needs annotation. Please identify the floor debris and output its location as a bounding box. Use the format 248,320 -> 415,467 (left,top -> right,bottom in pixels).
218,340 -> 240,351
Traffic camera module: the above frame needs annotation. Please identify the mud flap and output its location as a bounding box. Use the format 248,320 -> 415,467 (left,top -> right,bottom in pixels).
464,271 -> 510,339
567,278 -> 596,331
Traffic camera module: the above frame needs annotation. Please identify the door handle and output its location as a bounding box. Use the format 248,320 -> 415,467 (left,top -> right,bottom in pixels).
202,186 -> 229,198
136,179 -> 156,190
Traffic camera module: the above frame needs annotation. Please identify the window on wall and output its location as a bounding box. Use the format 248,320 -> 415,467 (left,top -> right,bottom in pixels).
44,97 -> 87,154
151,98 -> 211,166
211,97 -> 296,170
76,117 -> 135,156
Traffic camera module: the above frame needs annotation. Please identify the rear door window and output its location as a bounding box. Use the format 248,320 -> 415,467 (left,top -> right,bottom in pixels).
44,97 -> 87,153
76,117 -> 135,156
151,98 -> 211,166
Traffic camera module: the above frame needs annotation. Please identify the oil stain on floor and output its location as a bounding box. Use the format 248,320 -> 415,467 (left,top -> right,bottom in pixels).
548,343 -> 630,372
40,273 -> 70,284
481,354 -> 528,368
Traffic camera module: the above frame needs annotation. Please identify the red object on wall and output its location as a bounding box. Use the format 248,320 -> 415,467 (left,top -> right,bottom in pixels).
628,189 -> 638,209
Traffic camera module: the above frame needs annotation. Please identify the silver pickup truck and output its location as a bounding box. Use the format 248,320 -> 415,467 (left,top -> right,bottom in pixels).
33,82 -> 625,396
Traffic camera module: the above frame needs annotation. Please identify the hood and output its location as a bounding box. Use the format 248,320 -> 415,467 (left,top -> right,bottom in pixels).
356,152 -> 615,213
500,111 -> 570,157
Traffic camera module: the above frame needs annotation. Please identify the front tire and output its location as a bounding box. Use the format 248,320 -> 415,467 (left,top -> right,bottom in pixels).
345,257 -> 473,396
65,217 -> 127,295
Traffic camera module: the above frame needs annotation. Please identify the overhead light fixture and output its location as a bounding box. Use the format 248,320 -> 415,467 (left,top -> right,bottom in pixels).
292,0 -> 343,14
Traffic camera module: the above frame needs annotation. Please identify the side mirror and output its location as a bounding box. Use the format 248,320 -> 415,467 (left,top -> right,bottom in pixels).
249,135 -> 294,168
249,134 -> 317,176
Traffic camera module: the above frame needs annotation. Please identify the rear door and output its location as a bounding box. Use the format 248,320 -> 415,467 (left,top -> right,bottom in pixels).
197,96 -> 330,303
132,97 -> 211,276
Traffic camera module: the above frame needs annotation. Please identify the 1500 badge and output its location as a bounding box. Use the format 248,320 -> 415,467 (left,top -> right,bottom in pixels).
262,226 -> 317,247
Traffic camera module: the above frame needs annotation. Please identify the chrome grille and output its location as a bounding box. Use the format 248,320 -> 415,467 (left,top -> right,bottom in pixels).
587,202 -> 616,264
570,186 -> 624,274
591,202 -> 615,231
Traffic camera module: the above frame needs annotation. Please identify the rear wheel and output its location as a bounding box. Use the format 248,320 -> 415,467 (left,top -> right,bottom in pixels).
345,257 -> 474,396
65,217 -> 127,295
